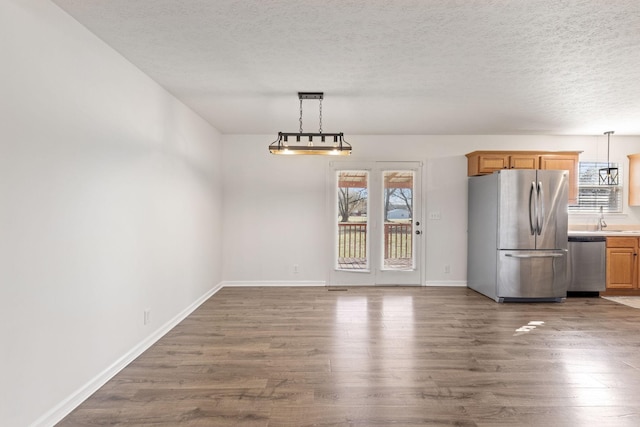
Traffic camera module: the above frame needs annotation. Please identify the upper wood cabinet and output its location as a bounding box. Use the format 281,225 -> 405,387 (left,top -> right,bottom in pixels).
466,151 -> 581,204
539,154 -> 580,205
472,153 -> 511,174
509,154 -> 539,170
628,154 -> 640,206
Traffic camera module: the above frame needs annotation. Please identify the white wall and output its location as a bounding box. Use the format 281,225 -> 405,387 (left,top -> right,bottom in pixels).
0,1 -> 223,425
222,134 -> 640,286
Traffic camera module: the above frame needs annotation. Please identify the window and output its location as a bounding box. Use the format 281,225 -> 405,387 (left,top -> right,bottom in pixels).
569,162 -> 622,213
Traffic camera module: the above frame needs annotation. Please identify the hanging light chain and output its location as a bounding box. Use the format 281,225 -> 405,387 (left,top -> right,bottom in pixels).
299,98 -> 304,133
319,98 -> 323,134
605,131 -> 614,167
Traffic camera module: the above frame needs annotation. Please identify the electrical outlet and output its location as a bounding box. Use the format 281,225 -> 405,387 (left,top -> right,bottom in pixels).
444,264 -> 451,274
293,264 -> 300,274
144,309 -> 151,325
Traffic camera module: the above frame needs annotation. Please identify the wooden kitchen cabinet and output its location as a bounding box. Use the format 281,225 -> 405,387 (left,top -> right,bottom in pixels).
466,151 -> 581,204
539,154 -> 579,205
604,237 -> 640,295
509,154 -> 539,170
466,151 -> 538,175
473,153 -> 510,174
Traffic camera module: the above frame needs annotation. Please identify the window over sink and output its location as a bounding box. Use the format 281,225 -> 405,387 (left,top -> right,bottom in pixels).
568,162 -> 622,213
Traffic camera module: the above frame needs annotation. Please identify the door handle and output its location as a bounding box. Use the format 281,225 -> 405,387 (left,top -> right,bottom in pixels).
505,253 -> 565,259
529,182 -> 536,235
537,181 -> 544,235
415,230 -> 421,235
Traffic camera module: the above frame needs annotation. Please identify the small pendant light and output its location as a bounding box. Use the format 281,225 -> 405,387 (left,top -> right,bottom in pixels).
599,131 -> 618,185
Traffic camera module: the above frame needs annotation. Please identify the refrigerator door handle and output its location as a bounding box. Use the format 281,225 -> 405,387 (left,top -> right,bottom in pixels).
529,181 -> 536,235
537,181 -> 544,235
505,253 -> 565,259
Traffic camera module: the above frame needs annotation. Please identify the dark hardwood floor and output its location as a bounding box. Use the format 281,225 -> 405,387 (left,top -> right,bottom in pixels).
59,287 -> 640,426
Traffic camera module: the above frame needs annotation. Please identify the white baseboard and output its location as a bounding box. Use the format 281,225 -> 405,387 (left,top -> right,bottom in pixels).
222,280 -> 326,287
33,282 -> 224,427
424,280 -> 467,287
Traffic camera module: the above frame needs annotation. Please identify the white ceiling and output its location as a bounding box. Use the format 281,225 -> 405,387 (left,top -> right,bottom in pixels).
51,0 -> 640,136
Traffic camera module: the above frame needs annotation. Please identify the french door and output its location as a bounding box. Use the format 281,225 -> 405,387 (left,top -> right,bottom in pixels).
329,161 -> 423,286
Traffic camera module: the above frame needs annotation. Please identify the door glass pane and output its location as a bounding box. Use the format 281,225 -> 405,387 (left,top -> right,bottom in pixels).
336,171 -> 369,270
382,171 -> 414,270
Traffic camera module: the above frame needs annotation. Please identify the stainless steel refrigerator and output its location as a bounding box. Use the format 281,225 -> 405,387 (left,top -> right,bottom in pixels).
467,169 -> 569,302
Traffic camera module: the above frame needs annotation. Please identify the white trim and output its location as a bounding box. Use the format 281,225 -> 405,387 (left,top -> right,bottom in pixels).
222,280 -> 326,287
32,282 -> 224,427
424,281 -> 467,287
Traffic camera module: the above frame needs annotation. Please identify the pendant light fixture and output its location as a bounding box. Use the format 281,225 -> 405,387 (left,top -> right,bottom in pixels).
269,92 -> 351,156
599,131 -> 618,185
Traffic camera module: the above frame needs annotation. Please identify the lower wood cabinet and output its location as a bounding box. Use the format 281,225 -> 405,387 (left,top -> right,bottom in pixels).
605,237 -> 640,295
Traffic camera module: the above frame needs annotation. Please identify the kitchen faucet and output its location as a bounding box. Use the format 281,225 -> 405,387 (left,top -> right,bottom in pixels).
598,206 -> 607,231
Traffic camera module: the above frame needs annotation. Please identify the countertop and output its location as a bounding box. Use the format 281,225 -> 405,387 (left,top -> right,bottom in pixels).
568,229 -> 640,237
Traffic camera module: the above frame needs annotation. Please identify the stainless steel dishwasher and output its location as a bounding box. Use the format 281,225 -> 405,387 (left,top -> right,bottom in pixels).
568,235 -> 606,293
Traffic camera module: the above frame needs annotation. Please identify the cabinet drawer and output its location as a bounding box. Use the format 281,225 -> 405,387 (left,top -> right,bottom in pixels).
607,237 -> 638,248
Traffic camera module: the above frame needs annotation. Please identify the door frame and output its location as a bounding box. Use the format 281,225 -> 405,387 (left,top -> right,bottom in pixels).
326,160 -> 424,286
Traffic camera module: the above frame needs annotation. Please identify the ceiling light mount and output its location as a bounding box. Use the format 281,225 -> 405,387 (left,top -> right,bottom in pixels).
269,92 -> 351,156
298,92 -> 323,100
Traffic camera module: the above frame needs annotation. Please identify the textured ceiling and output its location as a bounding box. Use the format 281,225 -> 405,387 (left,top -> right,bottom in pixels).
51,0 -> 640,135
